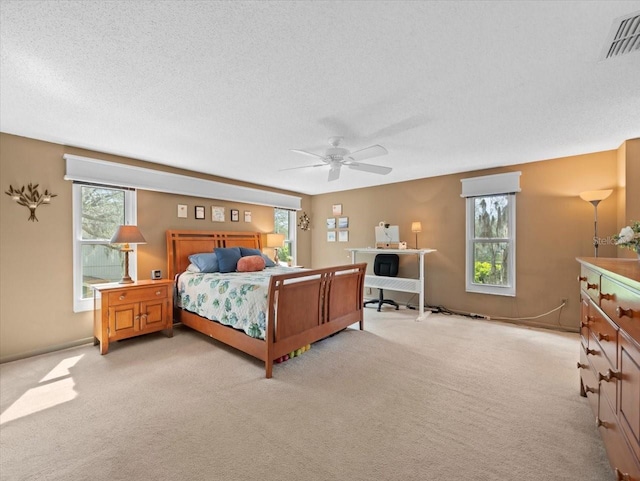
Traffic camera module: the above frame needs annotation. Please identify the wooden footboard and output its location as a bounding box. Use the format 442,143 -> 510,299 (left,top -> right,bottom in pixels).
167,228 -> 366,378
174,263 -> 366,378
264,263 -> 366,377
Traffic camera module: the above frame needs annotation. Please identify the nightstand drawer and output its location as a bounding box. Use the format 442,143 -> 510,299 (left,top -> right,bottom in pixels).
108,285 -> 168,305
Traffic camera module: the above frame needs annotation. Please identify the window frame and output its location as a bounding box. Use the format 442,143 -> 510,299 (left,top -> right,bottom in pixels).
72,183 -> 137,312
274,208 -> 297,266
465,193 -> 516,297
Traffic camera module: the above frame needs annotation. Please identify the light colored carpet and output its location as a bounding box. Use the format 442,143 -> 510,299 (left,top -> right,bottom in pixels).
0,309 -> 611,481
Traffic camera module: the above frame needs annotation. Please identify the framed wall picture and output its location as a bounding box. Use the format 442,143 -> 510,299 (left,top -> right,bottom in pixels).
326,218 -> 336,229
244,211 -> 252,222
231,209 -> 239,222
338,216 -> 349,229
195,205 -> 205,220
338,230 -> 349,242
212,206 -> 225,222
327,231 -> 336,242
177,204 -> 188,218
332,204 -> 343,216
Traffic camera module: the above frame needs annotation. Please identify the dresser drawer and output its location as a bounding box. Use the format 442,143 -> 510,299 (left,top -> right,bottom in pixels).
580,345 -> 600,417
600,277 -> 640,342
580,265 -> 601,303
619,331 -> 640,464
598,387 -> 640,481
108,285 -> 168,305
588,332 -> 618,411
590,305 -> 619,368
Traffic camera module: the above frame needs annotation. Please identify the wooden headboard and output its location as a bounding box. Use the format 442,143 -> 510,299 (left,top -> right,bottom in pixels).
166,230 -> 263,279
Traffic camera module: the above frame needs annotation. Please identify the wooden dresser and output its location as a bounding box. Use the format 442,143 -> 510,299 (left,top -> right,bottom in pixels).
93,279 -> 174,354
577,258 -> 640,480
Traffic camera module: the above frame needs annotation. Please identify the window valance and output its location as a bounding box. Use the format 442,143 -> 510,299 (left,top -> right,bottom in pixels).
63,154 -> 301,210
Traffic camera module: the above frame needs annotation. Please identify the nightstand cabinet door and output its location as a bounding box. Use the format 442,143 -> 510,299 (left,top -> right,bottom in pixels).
108,302 -> 140,341
139,298 -> 169,331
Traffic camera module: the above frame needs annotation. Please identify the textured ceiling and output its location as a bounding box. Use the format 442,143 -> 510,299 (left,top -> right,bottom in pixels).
1,1 -> 639,196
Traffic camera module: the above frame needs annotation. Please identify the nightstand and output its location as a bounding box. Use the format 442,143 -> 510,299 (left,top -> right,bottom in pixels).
93,279 -> 174,354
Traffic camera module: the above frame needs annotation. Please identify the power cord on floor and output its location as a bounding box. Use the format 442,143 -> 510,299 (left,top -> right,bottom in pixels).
404,297 -> 573,332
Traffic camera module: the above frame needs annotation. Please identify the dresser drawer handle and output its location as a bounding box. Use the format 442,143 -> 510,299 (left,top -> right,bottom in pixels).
576,362 -> 588,369
585,347 -> 597,356
599,292 -> 614,301
584,385 -> 599,395
595,417 -> 610,429
587,282 -> 598,291
578,276 -> 587,282
598,369 -> 621,383
155,290 -> 162,296
615,306 -> 634,319
119,295 -> 126,301
581,316 -> 594,328
615,468 -> 632,480
597,332 -> 610,342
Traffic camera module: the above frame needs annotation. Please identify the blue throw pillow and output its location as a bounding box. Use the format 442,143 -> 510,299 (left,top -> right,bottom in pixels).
240,247 -> 276,267
215,247 -> 242,273
188,253 -> 219,273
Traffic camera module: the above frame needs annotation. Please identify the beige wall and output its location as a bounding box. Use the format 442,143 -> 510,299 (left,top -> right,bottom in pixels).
1,132 -> 637,361
0,133 -> 310,361
310,142 -> 638,330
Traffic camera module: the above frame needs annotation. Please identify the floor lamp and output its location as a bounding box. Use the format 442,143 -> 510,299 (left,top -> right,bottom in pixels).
579,189 -> 612,257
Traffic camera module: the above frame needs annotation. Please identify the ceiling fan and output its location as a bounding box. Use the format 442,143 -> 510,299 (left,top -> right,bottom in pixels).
283,136 -> 391,181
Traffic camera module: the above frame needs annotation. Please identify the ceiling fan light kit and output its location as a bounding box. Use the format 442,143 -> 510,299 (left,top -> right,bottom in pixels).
285,136 -> 392,181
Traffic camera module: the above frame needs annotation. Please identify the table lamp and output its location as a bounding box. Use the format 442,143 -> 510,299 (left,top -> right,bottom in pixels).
110,225 -> 146,283
266,233 -> 285,264
411,221 -> 422,249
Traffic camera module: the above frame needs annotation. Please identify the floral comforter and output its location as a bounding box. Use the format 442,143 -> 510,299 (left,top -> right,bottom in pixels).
176,266 -> 302,340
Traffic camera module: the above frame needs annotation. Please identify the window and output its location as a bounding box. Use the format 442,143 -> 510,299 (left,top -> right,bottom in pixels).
466,194 -> 516,296
72,184 -> 137,312
274,208 -> 296,265
461,171 -> 520,297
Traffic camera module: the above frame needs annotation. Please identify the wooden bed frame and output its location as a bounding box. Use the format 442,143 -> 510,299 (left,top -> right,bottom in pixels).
166,229 -> 366,378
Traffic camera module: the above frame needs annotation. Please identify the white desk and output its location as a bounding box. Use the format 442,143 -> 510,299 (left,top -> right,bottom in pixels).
347,247 -> 436,321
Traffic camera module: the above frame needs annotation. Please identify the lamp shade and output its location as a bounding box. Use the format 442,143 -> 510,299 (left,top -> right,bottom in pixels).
579,189 -> 613,202
110,225 -> 146,245
265,233 -> 285,248
411,221 -> 422,233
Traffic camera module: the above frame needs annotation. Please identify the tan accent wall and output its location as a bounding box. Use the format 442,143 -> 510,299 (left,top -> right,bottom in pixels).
1,132 -> 636,360
310,149 -> 625,330
0,133 -> 310,361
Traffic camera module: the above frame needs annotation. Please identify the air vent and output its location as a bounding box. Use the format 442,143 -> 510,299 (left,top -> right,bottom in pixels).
602,11 -> 640,59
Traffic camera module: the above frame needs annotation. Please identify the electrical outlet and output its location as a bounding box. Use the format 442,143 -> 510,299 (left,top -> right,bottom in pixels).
151,269 -> 162,280
366,287 -> 372,295
561,298 -> 568,306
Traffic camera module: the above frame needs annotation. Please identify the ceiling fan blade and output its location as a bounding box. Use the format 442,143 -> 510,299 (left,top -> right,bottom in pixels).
291,149 -> 327,161
347,162 -> 392,175
279,164 -> 326,172
328,164 -> 341,181
346,144 -> 388,162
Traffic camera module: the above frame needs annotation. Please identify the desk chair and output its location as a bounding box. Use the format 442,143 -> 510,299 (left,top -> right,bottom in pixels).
364,254 -> 400,312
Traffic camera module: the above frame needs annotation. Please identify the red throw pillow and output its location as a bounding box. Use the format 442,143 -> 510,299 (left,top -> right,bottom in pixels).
236,255 -> 266,272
